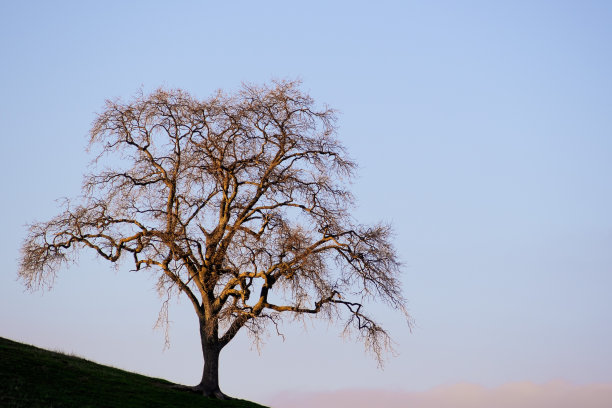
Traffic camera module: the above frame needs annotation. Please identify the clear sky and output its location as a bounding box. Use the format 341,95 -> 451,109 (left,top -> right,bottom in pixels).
1,1 -> 611,406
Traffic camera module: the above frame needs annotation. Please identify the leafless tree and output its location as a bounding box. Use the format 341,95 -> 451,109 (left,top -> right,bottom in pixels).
19,80 -> 408,399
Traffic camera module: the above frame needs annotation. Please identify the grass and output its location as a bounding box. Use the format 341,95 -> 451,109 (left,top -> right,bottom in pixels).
0,336 -> 268,408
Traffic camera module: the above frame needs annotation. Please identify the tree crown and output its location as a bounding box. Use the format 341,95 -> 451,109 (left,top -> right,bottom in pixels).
19,80 -> 408,363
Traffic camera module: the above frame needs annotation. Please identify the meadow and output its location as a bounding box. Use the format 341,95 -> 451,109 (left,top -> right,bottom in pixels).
0,336 -> 267,408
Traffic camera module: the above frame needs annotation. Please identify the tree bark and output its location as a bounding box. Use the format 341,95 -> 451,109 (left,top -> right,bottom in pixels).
195,321 -> 230,399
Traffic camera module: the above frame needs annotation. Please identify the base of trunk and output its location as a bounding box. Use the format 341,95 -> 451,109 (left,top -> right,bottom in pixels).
194,385 -> 232,400
170,384 -> 232,400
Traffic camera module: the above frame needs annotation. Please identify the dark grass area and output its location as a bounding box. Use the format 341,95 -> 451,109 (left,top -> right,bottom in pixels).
0,336 -> 268,408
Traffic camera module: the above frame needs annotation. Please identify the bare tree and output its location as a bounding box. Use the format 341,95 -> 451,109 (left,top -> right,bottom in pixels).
19,80 -> 408,399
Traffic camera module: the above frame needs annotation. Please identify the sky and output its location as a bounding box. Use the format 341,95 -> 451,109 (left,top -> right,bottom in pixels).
1,1 -> 611,406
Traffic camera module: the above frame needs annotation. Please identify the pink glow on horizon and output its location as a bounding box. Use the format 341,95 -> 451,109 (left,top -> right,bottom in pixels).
265,381 -> 612,408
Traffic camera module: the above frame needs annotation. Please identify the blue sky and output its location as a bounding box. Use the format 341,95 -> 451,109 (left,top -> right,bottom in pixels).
1,1 -> 611,405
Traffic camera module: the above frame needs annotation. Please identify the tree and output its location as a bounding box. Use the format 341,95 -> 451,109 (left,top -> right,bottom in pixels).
19,80 -> 407,399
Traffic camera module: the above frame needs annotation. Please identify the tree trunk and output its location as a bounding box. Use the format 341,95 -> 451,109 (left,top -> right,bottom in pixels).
195,321 -> 230,399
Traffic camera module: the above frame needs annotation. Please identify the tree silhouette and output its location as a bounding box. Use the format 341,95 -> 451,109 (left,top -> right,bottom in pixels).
19,80 -> 407,399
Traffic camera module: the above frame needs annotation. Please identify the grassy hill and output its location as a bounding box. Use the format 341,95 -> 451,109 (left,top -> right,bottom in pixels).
0,336 -> 268,408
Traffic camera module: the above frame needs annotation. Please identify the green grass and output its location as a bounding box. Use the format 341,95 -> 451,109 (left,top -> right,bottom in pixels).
0,336 -> 268,408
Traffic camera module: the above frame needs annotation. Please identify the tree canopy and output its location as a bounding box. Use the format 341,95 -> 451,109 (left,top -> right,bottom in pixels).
19,80 -> 408,398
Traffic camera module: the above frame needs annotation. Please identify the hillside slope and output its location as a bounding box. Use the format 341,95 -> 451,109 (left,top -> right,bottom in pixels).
0,336 -> 268,408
